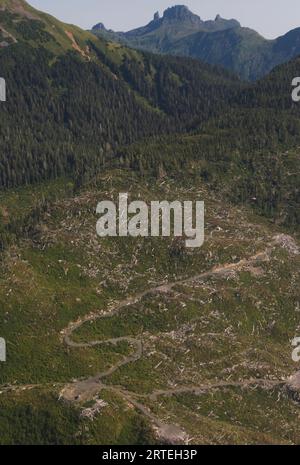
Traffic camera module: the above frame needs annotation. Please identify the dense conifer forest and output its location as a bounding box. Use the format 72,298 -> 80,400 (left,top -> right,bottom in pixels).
0,26 -> 299,233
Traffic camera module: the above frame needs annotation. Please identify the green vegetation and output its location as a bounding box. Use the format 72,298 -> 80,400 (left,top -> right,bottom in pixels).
0,170 -> 299,444
0,1 -> 299,231
0,389 -> 156,445
0,7 -> 240,190
0,1 -> 299,445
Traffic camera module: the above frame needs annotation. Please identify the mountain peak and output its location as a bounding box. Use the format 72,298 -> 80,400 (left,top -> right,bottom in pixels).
92,22 -> 107,31
163,5 -> 202,22
153,11 -> 160,21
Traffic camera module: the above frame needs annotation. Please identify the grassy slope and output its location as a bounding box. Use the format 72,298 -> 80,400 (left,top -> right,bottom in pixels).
0,0 -> 96,51
0,0 -> 147,66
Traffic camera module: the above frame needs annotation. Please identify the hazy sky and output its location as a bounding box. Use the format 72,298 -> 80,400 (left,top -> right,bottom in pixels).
29,0 -> 300,39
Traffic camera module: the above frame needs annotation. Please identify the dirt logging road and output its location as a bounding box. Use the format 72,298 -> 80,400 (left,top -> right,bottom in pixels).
58,235 -> 299,443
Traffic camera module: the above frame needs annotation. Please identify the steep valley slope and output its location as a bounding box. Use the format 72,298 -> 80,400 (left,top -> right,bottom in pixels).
0,0 -> 300,446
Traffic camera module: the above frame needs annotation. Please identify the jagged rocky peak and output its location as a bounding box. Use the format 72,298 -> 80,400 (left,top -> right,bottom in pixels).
163,5 -> 202,22
153,11 -> 160,21
213,13 -> 240,28
92,22 -> 107,31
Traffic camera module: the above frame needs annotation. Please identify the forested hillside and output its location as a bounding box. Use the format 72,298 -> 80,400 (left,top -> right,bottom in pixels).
0,3 -> 241,189
115,58 -> 300,228
0,0 -> 299,226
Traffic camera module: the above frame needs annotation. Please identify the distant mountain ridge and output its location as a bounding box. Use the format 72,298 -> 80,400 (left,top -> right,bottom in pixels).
92,4 -> 300,80
93,5 -> 240,36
